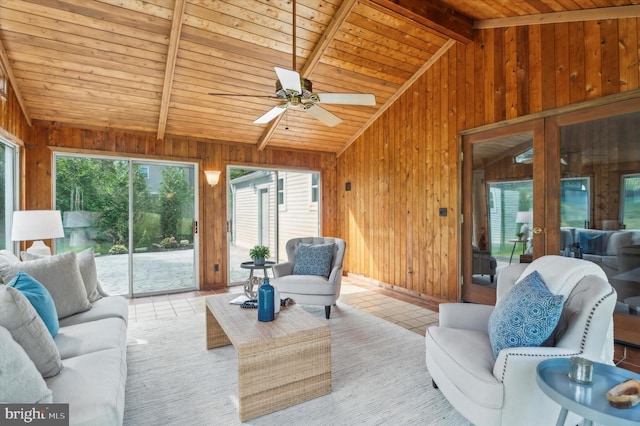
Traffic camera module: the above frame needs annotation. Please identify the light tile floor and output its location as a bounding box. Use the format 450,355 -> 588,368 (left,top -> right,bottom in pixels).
127,277 -> 441,335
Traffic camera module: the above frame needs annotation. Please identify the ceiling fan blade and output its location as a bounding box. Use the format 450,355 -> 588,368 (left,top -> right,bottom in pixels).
303,103 -> 343,127
274,67 -> 302,95
208,93 -> 279,99
316,93 -> 376,106
254,104 -> 288,124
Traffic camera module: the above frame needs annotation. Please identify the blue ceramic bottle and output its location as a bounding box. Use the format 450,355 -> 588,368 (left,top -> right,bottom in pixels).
257,277 -> 275,322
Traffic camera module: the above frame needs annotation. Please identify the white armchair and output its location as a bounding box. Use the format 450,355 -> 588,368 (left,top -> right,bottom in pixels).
271,237 -> 346,319
425,256 -> 617,426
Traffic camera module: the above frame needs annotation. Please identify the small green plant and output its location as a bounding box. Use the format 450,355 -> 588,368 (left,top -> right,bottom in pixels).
160,236 -> 178,249
249,245 -> 270,263
109,244 -> 128,255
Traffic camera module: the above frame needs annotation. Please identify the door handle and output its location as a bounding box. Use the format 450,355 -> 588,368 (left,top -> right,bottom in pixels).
532,226 -> 543,235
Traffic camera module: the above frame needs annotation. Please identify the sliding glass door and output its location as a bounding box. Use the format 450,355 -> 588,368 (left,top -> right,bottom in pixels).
227,167 -> 320,285
55,154 -> 198,297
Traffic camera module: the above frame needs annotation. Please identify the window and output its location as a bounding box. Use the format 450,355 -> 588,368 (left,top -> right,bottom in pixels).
278,177 -> 284,205
487,180 -> 533,258
560,177 -> 590,228
311,173 -> 319,203
138,166 -> 150,179
0,139 -> 17,250
622,174 -> 640,229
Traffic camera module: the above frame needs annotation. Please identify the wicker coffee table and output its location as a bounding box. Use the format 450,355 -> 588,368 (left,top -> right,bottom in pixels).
205,294 -> 331,421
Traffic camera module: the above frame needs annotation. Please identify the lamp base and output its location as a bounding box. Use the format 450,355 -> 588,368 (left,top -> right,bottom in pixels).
26,240 -> 52,256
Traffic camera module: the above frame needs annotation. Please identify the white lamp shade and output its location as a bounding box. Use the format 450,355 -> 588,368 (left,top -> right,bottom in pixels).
12,210 -> 65,241
204,170 -> 221,186
515,211 -> 533,224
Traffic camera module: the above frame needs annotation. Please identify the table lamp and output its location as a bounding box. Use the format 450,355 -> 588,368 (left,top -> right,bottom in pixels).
515,211 -> 533,241
11,210 -> 65,256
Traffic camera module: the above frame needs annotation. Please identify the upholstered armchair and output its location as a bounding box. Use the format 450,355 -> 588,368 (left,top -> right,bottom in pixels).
472,250 -> 497,283
426,256 -> 617,426
271,237 -> 346,319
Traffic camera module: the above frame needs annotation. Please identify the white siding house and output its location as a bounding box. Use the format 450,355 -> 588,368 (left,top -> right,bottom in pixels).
229,170 -> 319,262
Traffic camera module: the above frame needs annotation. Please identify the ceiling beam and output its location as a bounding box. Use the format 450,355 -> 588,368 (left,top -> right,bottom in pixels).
157,0 -> 185,140
474,5 -> 640,29
257,0 -> 358,151
338,39 -> 457,156
365,0 -> 473,44
0,36 -> 31,126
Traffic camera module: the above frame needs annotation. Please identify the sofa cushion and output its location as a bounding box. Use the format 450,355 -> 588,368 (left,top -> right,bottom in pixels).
46,348 -> 127,426
58,295 -> 129,327
0,251 -> 92,319
272,274 -> 334,295
55,317 -> 127,360
426,326 -> 503,409
8,271 -> 59,337
606,231 -> 633,256
293,243 -> 334,277
0,325 -> 53,403
488,271 -> 564,358
0,285 -> 63,377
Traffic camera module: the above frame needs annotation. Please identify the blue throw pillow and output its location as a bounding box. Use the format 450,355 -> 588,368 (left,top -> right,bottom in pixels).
578,232 -> 604,255
8,271 -> 59,337
293,243 -> 335,278
488,271 -> 564,358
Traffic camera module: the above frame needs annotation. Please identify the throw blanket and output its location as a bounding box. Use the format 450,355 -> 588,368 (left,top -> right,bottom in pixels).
517,255 -> 608,299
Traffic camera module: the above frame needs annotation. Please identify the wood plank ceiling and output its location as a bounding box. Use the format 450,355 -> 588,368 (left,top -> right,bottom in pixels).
0,0 -> 639,154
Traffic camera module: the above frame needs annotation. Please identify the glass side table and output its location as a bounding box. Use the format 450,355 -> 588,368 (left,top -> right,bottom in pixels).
240,261 -> 275,298
536,358 -> 640,426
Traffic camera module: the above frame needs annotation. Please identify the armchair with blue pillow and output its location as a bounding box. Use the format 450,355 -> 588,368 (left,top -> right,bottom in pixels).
271,237 -> 346,319
426,256 -> 616,426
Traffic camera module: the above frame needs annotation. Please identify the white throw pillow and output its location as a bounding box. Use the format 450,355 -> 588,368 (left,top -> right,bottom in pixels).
0,286 -> 63,378
0,251 -> 91,319
23,248 -> 102,303
0,325 -> 53,403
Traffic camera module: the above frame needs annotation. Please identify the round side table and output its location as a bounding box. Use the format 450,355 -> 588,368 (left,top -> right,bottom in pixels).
240,261 -> 275,298
536,358 -> 640,426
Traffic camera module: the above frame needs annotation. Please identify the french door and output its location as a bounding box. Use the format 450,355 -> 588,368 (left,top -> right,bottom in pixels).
54,154 -> 198,297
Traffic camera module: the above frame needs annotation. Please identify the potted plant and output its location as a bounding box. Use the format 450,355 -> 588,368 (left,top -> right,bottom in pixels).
249,245 -> 270,265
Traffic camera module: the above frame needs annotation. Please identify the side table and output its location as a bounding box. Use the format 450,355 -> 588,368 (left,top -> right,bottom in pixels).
508,238 -> 527,264
536,358 -> 640,426
240,261 -> 275,298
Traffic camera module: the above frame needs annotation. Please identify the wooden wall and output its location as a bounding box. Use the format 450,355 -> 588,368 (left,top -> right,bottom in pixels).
3,18 -> 640,300
338,18 -> 640,302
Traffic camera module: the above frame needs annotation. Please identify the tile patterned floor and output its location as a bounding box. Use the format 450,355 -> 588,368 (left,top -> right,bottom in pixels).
127,278 -> 441,335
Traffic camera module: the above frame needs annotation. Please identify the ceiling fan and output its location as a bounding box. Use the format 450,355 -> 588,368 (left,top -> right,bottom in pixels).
208,0 -> 376,127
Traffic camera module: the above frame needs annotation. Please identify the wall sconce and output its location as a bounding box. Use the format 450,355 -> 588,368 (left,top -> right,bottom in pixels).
204,170 -> 221,187
12,210 -> 65,256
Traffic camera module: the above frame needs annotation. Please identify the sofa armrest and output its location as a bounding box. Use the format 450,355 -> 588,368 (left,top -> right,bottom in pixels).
439,303 -> 494,331
272,262 -> 293,278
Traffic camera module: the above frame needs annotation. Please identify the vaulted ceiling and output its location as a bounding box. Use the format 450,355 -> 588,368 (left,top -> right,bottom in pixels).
1,0 -> 639,153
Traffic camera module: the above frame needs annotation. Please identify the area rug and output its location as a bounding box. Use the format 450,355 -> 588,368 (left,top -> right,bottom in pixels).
123,301 -> 471,426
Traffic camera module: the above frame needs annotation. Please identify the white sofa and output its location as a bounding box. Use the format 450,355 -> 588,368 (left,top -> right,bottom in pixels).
426,257 -> 617,426
0,249 -> 128,426
560,227 -> 640,271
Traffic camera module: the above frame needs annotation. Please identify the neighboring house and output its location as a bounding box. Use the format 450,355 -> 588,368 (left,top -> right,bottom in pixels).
230,170 -> 320,260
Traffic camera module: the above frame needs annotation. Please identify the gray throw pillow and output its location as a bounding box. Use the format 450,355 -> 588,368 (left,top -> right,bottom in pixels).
0,325 -> 53,403
0,286 -> 63,378
23,248 -> 102,303
0,251 -> 91,319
